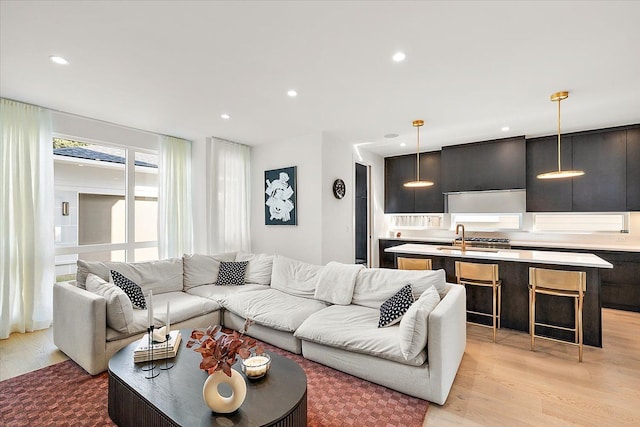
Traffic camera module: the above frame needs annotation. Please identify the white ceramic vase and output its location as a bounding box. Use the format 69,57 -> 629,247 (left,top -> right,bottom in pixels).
202,368 -> 247,413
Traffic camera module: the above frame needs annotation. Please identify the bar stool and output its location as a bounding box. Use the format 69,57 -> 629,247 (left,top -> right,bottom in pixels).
455,261 -> 501,342
398,257 -> 432,270
529,267 -> 586,362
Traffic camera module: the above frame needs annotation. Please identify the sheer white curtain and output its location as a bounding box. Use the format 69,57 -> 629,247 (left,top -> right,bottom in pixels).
206,137 -> 251,253
158,136 -> 194,259
0,99 -> 55,339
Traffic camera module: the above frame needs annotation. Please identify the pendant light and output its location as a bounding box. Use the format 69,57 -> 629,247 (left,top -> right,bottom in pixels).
537,91 -> 585,179
404,120 -> 434,187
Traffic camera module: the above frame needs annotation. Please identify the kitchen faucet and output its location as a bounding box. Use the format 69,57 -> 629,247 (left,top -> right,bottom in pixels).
456,224 -> 466,252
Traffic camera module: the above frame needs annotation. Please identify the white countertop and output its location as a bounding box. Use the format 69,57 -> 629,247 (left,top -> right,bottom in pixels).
386,243 -> 613,269
380,236 -> 640,253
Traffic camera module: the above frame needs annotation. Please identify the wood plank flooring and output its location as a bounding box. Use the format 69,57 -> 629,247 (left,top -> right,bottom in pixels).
425,308 -> 640,426
1,309 -> 638,426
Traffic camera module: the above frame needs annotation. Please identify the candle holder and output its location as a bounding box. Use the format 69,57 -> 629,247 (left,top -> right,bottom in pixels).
160,333 -> 174,370
143,325 -> 159,379
241,352 -> 271,380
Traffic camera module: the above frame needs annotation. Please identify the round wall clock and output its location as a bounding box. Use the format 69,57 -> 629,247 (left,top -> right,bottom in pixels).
332,179 -> 346,199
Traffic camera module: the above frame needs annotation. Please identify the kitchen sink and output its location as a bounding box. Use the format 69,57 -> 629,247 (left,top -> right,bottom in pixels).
436,246 -> 500,253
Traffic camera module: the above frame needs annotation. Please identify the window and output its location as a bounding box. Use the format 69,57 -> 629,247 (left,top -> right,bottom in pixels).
53,138 -> 158,281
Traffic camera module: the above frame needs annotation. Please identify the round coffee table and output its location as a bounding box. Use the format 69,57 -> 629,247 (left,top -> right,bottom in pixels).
108,329 -> 307,427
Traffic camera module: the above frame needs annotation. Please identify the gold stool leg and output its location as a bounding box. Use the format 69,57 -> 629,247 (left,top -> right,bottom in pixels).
530,287 -> 535,351
492,285 -> 497,343
578,294 -> 584,363
498,284 -> 502,330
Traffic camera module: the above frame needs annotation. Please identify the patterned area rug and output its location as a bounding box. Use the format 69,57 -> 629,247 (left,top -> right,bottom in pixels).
0,343 -> 427,427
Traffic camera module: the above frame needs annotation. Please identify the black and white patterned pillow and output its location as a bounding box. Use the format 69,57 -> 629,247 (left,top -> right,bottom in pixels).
111,270 -> 147,309
216,261 -> 248,286
378,284 -> 415,328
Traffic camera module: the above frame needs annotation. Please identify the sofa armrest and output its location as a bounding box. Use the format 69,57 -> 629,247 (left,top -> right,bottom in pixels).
426,283 -> 466,405
53,281 -> 107,375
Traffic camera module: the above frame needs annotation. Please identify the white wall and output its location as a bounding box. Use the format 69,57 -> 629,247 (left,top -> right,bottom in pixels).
251,133 -> 323,264
249,132 -> 385,266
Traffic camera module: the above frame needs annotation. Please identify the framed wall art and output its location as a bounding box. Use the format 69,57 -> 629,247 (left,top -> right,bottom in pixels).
264,166 -> 297,225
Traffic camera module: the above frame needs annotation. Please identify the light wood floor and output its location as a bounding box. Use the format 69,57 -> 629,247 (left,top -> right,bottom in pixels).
1,309 -> 639,426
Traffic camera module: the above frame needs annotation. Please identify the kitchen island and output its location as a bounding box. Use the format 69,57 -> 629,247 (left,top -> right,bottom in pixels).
386,243 -> 613,347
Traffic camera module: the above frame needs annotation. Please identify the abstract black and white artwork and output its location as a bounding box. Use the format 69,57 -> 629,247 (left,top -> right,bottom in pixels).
264,166 -> 297,225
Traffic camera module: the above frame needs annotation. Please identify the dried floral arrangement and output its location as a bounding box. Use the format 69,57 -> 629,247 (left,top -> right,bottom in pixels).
187,319 -> 263,377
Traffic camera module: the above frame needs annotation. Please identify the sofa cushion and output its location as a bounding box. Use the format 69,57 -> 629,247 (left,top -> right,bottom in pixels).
222,288 -> 328,332
149,291 -> 222,326
182,252 -> 237,290
378,284 -> 414,328
235,252 -> 274,286
314,261 -> 363,305
216,261 -> 249,286
270,255 -> 322,299
110,270 -> 147,309
186,283 -> 270,301
76,258 -> 183,294
294,304 -> 426,366
85,274 -> 134,334
399,286 -> 441,360
352,268 -> 446,310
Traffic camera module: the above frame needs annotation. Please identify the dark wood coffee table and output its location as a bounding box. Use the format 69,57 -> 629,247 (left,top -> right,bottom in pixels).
108,329 -> 307,427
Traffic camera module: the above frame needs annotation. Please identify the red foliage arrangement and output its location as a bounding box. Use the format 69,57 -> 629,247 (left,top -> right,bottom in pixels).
187,320 -> 263,377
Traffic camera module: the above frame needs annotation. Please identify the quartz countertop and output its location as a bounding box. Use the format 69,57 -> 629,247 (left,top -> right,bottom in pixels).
386,243 -> 613,269
379,236 -> 640,253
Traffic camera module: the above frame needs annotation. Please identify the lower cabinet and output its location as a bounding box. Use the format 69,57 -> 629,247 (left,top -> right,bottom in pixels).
513,246 -> 640,313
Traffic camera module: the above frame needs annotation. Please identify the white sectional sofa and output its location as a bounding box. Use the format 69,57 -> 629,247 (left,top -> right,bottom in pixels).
53,252 -> 466,405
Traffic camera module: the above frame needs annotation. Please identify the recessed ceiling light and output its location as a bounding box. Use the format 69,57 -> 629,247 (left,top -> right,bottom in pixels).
49,55 -> 69,65
384,133 -> 399,139
220,113 -> 231,120
392,52 -> 406,62
501,126 -> 510,132
287,90 -> 298,97
400,142 -> 406,147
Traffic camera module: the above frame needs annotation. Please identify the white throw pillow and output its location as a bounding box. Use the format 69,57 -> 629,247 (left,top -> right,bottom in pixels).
86,273 -> 134,334
182,252 -> 237,290
398,286 -> 441,360
235,252 -> 274,285
270,255 -> 323,299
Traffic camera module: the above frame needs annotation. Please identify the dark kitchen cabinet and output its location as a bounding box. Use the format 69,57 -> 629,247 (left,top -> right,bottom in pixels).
572,130 -> 627,211
526,135 -> 574,212
415,151 -> 444,213
627,127 -> 640,211
441,136 -> 526,193
384,155 -> 416,213
384,151 -> 444,213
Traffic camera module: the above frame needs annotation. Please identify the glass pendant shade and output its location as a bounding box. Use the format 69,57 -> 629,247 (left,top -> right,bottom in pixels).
537,91 -> 585,180
403,119 -> 434,188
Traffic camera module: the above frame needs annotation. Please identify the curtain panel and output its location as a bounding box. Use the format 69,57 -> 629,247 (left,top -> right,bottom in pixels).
0,99 -> 55,339
158,136 -> 194,259
206,137 -> 251,253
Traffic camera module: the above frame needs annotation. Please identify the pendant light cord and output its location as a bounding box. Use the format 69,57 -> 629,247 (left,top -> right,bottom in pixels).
557,96 -> 562,172
416,125 -> 420,181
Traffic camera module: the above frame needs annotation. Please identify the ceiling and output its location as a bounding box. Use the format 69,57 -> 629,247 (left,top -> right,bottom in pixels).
1,1 -> 639,157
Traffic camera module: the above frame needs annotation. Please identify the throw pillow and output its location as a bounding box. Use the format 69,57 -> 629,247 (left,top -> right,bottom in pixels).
111,270 -> 147,309
216,261 -> 249,286
378,284 -> 415,328
398,286 -> 441,360
86,273 -> 134,334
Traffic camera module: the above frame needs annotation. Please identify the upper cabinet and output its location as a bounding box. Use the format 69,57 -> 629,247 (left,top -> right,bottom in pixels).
384,151 -> 444,213
627,127 -> 640,211
526,125 -> 639,212
526,135 -> 573,211
441,136 -> 526,193
572,130 -> 627,211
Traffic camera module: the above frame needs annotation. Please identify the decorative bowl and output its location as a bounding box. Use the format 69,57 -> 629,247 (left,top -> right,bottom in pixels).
241,353 -> 271,379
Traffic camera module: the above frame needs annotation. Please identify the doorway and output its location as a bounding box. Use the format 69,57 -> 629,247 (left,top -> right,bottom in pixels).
355,162 -> 370,266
